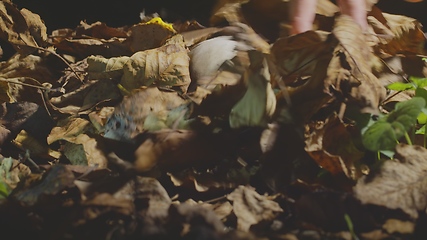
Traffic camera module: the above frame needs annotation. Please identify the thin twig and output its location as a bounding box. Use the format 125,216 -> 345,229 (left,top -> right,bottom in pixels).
15,43 -> 85,82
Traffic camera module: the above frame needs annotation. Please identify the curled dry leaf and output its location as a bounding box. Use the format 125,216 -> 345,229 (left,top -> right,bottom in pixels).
304,114 -> 365,179
0,157 -> 31,191
12,164 -> 77,207
354,144 -> 427,219
227,185 -> 283,232
119,35 -> 190,93
0,101 -> 54,146
374,13 -> 426,56
0,1 -> 47,55
50,21 -> 130,59
125,19 -> 176,52
0,53 -> 55,104
86,55 -> 130,80
48,117 -> 108,168
329,15 -> 386,114
270,30 -> 331,84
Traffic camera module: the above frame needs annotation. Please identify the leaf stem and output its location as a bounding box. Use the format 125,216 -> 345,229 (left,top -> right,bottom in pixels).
404,131 -> 413,145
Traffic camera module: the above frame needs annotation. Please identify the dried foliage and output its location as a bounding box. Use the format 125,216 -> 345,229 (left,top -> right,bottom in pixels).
0,0 -> 426,239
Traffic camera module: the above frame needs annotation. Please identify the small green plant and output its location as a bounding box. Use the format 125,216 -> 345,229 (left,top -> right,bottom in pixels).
361,97 -> 425,152
387,76 -> 427,147
0,180 -> 9,199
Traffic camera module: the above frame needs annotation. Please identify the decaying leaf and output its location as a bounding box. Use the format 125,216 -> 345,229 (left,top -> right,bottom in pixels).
373,12 -> 426,56
354,144 -> 427,219
13,130 -> 60,160
0,156 -> 31,191
48,117 -> 108,167
50,22 -> 130,59
0,101 -> 54,146
227,185 -> 282,231
270,31 -> 331,84
124,17 -> 176,52
12,164 -> 77,207
120,34 -> 191,93
305,114 -> 365,179
328,15 -> 386,115
0,53 -> 55,104
0,1 -> 47,55
86,55 -> 130,80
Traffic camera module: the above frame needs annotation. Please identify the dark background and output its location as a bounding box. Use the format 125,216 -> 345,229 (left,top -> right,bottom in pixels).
10,0 -> 427,32
12,0 -> 217,31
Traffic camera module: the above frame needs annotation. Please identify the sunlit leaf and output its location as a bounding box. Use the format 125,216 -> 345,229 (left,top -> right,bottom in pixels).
409,76 -> 427,88
386,82 -> 416,91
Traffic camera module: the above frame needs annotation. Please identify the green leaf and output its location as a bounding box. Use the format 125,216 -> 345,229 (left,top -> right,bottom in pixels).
418,113 -> 427,124
229,68 -> 276,129
362,97 -> 425,151
386,82 -> 416,91
409,76 -> 427,88
416,124 -> 426,135
0,180 -> 9,198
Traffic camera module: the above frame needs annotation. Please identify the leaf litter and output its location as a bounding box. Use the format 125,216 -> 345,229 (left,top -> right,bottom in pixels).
0,0 -> 426,239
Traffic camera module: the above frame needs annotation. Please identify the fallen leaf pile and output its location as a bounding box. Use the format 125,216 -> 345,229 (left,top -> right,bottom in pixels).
0,0 -> 427,239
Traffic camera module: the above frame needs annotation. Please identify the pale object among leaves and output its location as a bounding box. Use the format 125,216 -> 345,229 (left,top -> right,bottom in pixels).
103,87 -> 186,142
229,51 -> 276,128
354,144 -> 427,219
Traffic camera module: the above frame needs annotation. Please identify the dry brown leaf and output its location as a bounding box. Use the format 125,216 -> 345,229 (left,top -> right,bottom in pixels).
169,202 -> 226,235
180,27 -> 222,48
13,130 -> 60,160
49,79 -> 121,115
270,30 -> 331,84
373,13 -> 426,56
304,114 -> 365,179
0,101 -> 54,146
48,117 -> 107,167
76,21 -> 128,39
121,176 -> 171,218
0,156 -> 31,191
0,53 -> 55,104
120,35 -> 190,93
12,164 -> 76,207
210,2 -> 246,27
328,15 -> 386,114
51,35 -> 130,59
79,80 -> 122,114
382,219 -> 415,235
125,21 -> 176,52
354,144 -> 427,219
0,1 -> 47,55
227,185 -> 282,231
